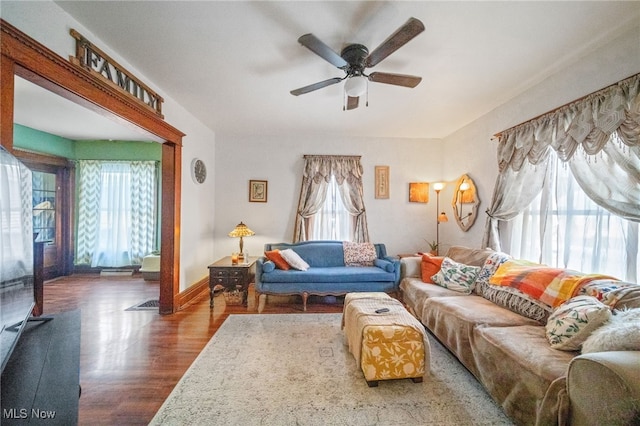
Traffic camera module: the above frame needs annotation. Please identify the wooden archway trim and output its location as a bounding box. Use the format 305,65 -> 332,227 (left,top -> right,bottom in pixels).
1,19 -> 183,314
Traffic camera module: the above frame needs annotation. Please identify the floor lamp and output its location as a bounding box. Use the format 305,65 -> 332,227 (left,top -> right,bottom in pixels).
434,183 -> 448,255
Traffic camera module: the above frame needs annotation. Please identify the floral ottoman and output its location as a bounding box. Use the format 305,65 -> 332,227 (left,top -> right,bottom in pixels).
342,292 -> 429,387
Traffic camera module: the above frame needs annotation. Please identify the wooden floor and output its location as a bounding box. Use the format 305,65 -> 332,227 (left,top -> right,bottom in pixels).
41,274 -> 343,425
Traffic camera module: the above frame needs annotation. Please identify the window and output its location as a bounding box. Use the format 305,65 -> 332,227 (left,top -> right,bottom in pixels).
76,160 -> 157,267
32,171 -> 56,243
293,155 -> 369,242
310,175 -> 351,241
501,154 -> 639,282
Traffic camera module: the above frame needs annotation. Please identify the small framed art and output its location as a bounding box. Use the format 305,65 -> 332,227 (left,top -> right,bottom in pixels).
409,182 -> 429,203
249,180 -> 268,202
375,166 -> 389,199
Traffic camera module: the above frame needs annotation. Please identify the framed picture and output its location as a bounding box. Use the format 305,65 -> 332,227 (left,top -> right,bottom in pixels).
374,166 -> 389,199
409,182 -> 429,203
249,180 -> 268,202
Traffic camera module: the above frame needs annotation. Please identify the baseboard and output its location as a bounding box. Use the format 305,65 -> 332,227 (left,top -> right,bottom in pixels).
176,277 -> 209,310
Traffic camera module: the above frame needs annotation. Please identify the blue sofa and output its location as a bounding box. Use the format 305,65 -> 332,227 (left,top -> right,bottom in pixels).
255,241 -> 400,312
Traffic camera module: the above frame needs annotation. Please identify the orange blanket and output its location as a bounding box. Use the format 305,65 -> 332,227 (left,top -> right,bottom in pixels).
489,259 -> 617,307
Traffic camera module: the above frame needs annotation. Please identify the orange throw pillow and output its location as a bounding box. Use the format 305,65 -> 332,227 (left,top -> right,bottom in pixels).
264,249 -> 290,270
421,254 -> 444,283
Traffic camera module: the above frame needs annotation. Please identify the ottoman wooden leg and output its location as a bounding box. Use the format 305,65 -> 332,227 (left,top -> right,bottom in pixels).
411,377 -> 423,383
366,380 -> 379,388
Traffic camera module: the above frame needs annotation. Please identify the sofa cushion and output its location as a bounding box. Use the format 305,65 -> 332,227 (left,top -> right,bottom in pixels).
445,246 -> 494,267
260,266 -> 395,283
401,256 -> 422,278
399,277 -> 466,319
420,296 -> 540,378
472,325 -> 575,426
420,254 -> 443,284
280,249 -> 309,271
343,241 -> 377,266
545,295 -> 612,351
431,257 -> 480,294
264,249 -> 290,270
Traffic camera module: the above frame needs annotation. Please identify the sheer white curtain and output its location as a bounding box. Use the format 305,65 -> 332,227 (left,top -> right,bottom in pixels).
501,153 -> 639,281
91,162 -> 132,267
76,160 -> 157,267
310,175 -> 351,240
0,147 -> 33,282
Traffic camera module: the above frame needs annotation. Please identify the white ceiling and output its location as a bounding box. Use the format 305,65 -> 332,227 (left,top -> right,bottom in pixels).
14,1 -> 640,141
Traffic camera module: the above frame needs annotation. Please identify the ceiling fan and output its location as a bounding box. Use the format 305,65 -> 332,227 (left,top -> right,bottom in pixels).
290,17 -> 425,110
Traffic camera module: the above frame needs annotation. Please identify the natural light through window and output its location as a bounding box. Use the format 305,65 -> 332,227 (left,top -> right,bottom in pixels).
310,175 -> 351,241
501,155 -> 639,282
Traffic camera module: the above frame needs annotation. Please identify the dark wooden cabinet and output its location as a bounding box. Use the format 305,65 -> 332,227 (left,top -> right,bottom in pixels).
207,256 -> 257,308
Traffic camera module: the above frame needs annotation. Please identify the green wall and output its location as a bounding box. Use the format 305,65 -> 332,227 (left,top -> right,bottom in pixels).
13,123 -> 162,160
75,140 -> 161,161
14,124 -> 75,157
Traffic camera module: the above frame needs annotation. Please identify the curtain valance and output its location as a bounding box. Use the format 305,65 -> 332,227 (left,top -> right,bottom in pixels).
302,155 -> 363,185
497,73 -> 640,172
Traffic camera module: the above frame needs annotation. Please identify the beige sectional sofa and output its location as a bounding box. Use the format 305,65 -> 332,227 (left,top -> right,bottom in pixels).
399,246 -> 640,426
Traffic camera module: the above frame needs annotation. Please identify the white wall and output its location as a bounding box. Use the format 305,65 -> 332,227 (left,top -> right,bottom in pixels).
214,134 -> 442,258
1,1 -> 217,291
440,22 -> 640,251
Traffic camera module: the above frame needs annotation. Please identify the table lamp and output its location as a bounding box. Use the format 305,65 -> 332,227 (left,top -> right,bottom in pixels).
228,221 -> 255,260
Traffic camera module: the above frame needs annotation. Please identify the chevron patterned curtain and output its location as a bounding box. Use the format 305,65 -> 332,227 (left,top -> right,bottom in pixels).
76,160 -> 157,267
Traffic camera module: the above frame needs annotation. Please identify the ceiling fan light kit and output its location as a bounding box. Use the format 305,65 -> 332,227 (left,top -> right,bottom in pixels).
290,17 -> 425,110
344,75 -> 367,97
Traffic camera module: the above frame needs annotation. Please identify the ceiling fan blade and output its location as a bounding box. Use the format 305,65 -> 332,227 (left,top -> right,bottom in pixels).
368,72 -> 422,88
346,96 -> 359,110
365,17 -> 425,68
298,34 -> 349,69
290,77 -> 343,96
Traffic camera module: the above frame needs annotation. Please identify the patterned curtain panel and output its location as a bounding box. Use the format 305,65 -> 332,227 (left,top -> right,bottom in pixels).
484,73 -> 640,249
129,161 -> 157,264
75,160 -> 102,265
76,160 -> 157,267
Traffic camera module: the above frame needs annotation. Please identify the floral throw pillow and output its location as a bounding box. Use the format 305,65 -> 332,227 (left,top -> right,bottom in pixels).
545,295 -> 612,351
343,242 -> 377,266
431,257 -> 480,294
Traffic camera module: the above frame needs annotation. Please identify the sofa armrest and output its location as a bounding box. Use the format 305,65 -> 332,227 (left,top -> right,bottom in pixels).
382,256 -> 401,286
255,257 -> 268,287
567,351 -> 640,425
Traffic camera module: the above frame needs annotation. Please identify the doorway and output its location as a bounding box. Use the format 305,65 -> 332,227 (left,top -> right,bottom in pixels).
1,19 -> 184,314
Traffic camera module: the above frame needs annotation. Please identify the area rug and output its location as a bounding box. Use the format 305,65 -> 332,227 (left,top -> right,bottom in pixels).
150,314 -> 513,425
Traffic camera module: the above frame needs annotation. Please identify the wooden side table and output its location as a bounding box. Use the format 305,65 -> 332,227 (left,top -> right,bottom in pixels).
207,256 -> 258,308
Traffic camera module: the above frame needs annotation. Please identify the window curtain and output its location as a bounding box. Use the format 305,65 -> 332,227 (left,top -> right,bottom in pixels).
76,160 -> 157,267
293,155 -> 369,242
0,147 -> 33,282
501,155 -> 639,281
484,73 -> 640,251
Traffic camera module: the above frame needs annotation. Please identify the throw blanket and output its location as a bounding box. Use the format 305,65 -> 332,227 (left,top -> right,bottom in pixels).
341,295 -> 429,370
490,260 -> 617,307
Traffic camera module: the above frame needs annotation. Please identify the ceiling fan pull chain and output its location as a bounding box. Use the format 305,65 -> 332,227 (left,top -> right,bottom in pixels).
366,80 -> 369,107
